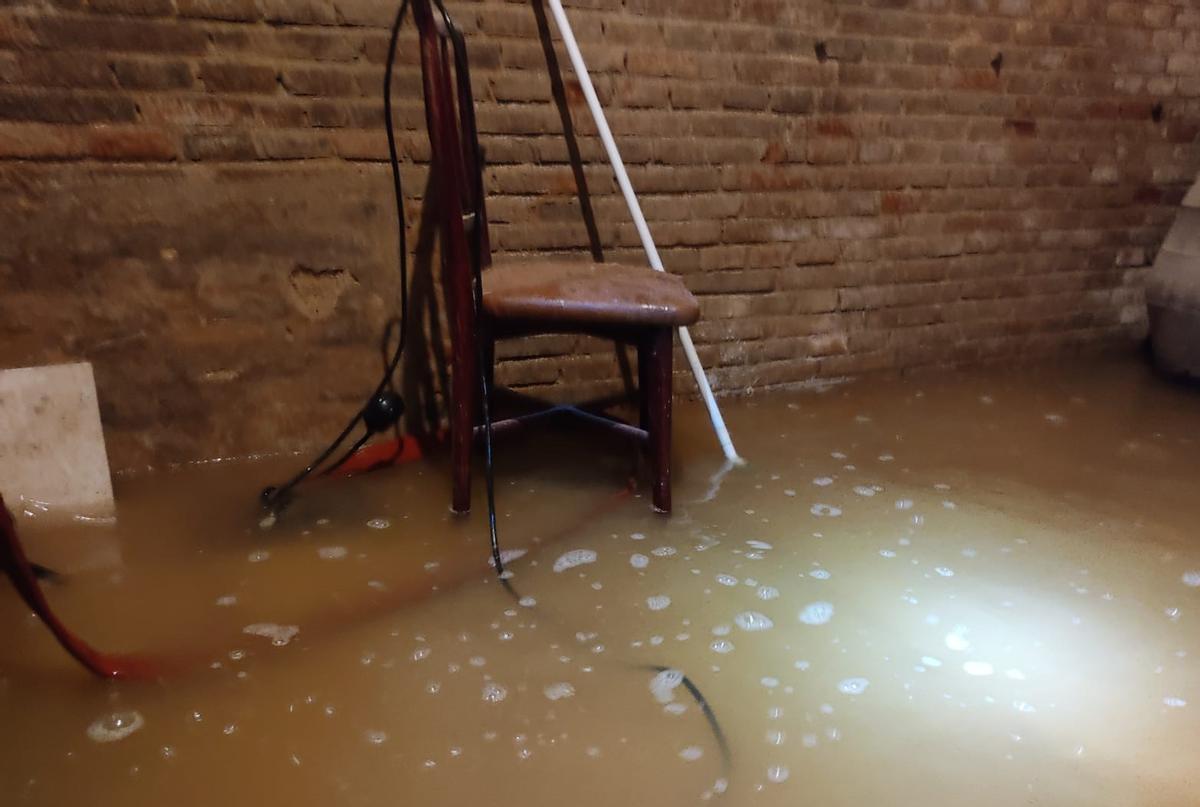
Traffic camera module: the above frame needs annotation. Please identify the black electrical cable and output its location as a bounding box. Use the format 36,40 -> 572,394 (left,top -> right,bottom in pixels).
260,0 -> 411,516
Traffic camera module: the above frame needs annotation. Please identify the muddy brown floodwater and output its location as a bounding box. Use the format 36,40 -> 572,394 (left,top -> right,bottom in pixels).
2,357 -> 1199,806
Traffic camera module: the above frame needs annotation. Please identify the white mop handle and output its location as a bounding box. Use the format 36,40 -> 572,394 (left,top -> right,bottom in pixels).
545,0 -> 742,463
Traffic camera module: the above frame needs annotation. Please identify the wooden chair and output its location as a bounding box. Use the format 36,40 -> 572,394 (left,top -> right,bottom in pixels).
412,0 -> 700,514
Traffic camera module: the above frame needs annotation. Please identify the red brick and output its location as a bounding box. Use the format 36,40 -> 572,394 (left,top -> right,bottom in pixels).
112,59 -> 196,90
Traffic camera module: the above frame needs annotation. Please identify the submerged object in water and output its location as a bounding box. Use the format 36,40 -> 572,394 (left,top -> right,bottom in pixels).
0,493 -> 160,679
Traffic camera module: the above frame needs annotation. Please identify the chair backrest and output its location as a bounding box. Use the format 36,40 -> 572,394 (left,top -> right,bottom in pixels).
411,0 -> 488,446
412,0 -> 491,277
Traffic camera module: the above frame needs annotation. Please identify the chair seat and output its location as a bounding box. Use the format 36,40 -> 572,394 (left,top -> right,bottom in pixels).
481,260 -> 700,328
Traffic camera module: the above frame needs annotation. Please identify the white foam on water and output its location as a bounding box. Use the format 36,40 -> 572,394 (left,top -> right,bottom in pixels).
647,595 -> 672,611
1005,668 -> 1027,680
553,549 -> 597,573
799,601 -> 834,625
767,765 -> 790,783
317,546 -> 347,560
488,548 -> 527,568
853,486 -> 876,497
963,661 -> 994,677
215,595 -> 237,607
921,656 -> 943,668
944,627 -> 971,652
813,477 -> 834,487
518,596 -> 537,608
1164,696 -> 1187,708
544,682 -> 575,701
650,668 -> 684,703
879,453 -> 894,462
716,574 -> 739,586
664,702 -> 687,715
364,730 -> 388,745
679,746 -> 704,761
630,553 -> 649,569
1013,701 -> 1037,714
86,711 -> 144,743
837,677 -> 869,695
710,639 -> 735,654
794,660 -> 810,671
895,499 -> 914,510
1183,571 -> 1200,588
761,676 -> 780,688
943,500 -> 957,510
652,546 -> 677,557
756,585 -> 780,601
784,489 -> 797,497
631,532 -> 646,541
810,504 -> 842,517
879,549 -> 896,558
809,569 -> 831,580
935,566 -> 955,577
481,682 -> 508,703
734,611 -> 775,631
366,518 -> 389,529
1044,413 -> 1065,425
247,549 -> 270,563
243,623 -> 300,646
747,540 -> 773,550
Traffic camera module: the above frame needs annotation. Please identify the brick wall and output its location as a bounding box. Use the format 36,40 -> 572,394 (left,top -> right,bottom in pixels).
2,0 -> 1197,470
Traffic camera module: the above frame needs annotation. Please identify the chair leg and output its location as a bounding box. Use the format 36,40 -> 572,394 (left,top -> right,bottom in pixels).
641,328 -> 673,513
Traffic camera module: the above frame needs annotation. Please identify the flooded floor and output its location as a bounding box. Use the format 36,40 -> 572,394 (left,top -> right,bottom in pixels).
2,357 -> 1199,806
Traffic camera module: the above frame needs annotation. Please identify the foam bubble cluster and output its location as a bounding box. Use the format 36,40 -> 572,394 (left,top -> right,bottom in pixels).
243,623 -> 300,646
86,711 -> 144,743
544,682 -> 575,701
646,595 -> 671,611
481,682 -> 508,703
837,677 -> 869,695
799,601 -> 834,625
734,611 -> 774,631
650,668 -> 684,703
553,549 -> 597,573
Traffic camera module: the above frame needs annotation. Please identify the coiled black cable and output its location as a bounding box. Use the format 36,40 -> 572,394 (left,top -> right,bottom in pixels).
260,0 -> 412,516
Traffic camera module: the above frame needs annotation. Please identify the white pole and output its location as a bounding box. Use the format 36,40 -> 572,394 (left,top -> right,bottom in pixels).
545,0 -> 743,465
